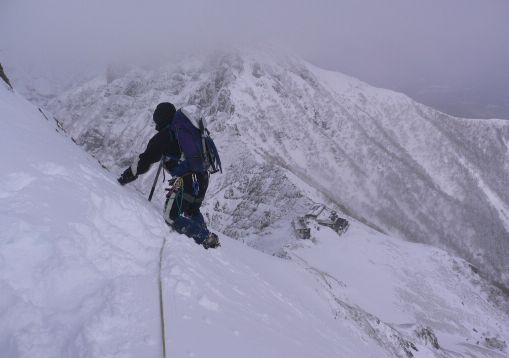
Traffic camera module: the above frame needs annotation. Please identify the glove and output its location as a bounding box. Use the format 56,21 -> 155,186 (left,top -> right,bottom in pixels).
118,167 -> 137,185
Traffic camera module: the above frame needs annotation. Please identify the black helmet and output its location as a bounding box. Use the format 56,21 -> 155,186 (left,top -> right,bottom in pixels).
153,102 -> 176,131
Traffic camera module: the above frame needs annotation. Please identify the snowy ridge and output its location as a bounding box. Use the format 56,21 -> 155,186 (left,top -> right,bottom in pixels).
48,50 -> 509,288
2,80 -> 509,356
0,85 -> 164,356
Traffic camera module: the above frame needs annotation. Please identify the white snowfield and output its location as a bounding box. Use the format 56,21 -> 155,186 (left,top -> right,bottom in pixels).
1,79 -> 509,357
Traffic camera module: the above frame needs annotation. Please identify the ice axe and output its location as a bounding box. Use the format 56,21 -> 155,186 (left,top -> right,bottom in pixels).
148,159 -> 164,202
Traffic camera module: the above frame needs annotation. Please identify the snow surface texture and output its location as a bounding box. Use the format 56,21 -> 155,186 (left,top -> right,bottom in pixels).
2,81 -> 509,357
47,51 -> 509,288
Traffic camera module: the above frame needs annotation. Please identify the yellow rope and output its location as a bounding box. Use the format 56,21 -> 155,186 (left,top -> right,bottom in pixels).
159,176 -> 184,358
158,236 -> 168,358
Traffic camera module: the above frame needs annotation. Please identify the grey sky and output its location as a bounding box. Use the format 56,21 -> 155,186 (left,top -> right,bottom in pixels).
1,0 -> 508,118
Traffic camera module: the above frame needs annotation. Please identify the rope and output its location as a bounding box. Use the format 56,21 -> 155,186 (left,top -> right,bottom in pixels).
158,236 -> 168,358
158,176 -> 184,357
173,177 -> 184,216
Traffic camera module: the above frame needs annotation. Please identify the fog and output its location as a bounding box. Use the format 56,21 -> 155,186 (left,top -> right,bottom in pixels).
1,0 -> 508,118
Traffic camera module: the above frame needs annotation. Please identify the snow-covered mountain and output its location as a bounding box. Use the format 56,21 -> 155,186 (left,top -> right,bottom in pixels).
2,70 -> 509,357
47,50 -> 509,289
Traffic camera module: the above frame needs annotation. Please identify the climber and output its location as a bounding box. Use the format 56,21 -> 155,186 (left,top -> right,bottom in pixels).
117,102 -> 220,249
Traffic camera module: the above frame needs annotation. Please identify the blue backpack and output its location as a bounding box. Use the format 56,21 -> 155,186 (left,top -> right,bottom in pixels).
180,107 -> 222,174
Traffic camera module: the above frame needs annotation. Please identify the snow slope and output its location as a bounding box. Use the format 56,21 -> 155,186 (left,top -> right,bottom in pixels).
0,68 -> 387,357
47,50 -> 509,288
0,82 -> 164,357
2,74 -> 509,357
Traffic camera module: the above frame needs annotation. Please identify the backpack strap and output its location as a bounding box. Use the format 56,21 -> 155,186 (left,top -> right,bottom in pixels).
198,118 -> 211,171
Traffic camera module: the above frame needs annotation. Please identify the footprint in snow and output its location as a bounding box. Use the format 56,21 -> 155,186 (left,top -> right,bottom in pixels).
34,162 -> 69,177
199,295 -> 220,312
175,281 -> 192,297
0,172 -> 35,198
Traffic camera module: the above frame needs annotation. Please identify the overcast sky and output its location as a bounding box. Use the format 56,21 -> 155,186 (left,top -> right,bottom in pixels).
1,0 -> 508,118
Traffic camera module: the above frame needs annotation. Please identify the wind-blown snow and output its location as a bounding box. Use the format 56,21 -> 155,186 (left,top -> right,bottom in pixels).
2,81 -> 509,357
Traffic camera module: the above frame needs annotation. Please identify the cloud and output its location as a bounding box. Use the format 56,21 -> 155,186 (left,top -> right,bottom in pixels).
1,0 -> 508,117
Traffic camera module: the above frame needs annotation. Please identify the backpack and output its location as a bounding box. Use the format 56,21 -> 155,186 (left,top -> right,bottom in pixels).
181,106 -> 222,174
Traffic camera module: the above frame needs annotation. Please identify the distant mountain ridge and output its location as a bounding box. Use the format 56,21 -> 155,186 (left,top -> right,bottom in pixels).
48,50 -> 509,288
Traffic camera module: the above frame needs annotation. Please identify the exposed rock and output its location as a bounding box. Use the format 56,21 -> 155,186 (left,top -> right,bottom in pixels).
0,63 -> 12,89
484,336 -> 507,351
414,326 -> 440,349
293,204 -> 349,240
